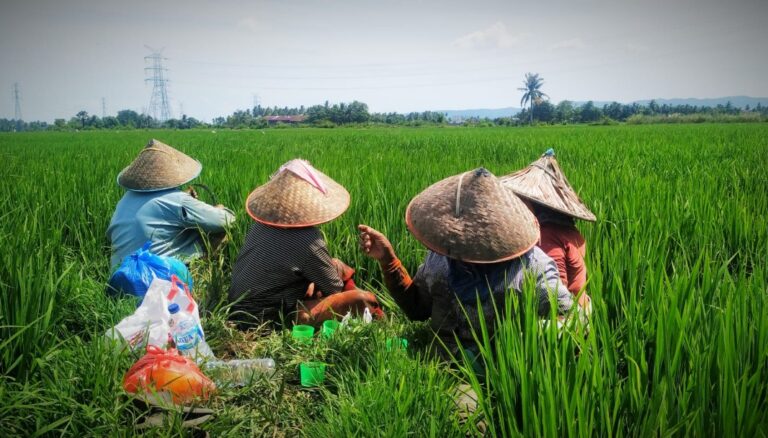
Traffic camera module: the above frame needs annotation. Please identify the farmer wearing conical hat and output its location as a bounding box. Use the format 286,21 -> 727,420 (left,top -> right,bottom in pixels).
107,139 -> 235,268
229,159 -> 382,328
359,168 -> 588,355
502,149 -> 595,296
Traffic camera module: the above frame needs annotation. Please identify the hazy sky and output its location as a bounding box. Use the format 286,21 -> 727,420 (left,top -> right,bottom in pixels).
1,0 -> 766,122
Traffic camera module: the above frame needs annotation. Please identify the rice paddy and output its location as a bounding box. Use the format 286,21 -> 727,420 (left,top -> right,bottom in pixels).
1,124 -> 767,436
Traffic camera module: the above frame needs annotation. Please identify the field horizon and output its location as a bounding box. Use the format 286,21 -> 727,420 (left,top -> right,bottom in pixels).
1,124 -> 767,436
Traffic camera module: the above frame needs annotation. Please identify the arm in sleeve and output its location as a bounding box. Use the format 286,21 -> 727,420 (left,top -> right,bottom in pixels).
381,258 -> 432,321
565,240 -> 587,294
180,195 -> 235,233
301,235 -> 345,296
533,253 -> 574,316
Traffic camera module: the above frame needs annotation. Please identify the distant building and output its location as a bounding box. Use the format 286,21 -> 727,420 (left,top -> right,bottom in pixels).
262,115 -> 307,124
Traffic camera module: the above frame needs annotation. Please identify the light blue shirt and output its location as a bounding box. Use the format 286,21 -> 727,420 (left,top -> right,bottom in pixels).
107,189 -> 235,268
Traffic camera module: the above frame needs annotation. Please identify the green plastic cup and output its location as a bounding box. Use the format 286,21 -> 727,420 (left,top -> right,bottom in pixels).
292,325 -> 315,344
321,320 -> 340,339
300,362 -> 327,387
386,337 -> 408,351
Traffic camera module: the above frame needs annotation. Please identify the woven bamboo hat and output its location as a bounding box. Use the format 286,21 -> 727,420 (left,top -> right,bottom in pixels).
245,159 -> 350,228
501,149 -> 596,222
405,168 -> 539,263
117,139 -> 202,192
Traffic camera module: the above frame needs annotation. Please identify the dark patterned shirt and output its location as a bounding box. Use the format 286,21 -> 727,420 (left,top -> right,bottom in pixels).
381,247 -> 574,357
229,222 -> 343,323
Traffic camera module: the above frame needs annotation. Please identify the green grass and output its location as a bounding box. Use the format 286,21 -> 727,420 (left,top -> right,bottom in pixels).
1,124 -> 767,436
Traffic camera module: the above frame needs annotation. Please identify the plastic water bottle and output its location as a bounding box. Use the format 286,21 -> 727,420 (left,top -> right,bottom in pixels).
169,303 -> 214,361
204,358 -> 276,387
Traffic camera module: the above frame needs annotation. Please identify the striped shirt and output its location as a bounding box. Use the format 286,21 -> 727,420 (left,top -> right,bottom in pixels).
228,222 -> 343,323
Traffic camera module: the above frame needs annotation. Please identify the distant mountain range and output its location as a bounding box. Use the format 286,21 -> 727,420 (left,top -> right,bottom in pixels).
438,96 -> 768,120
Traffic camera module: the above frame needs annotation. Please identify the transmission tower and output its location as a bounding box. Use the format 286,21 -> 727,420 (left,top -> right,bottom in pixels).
144,46 -> 172,122
102,97 -> 107,118
13,83 -> 22,121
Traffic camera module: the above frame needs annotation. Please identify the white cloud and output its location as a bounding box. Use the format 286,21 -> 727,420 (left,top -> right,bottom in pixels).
548,38 -> 585,51
237,17 -> 263,33
625,43 -> 650,53
452,22 -> 525,50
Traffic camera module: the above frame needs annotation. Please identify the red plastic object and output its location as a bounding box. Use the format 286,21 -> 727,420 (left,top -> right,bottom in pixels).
123,346 -> 216,404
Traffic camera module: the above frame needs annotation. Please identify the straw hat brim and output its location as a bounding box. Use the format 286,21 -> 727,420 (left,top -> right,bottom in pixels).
405,169 -> 540,264
501,155 -> 596,222
245,170 -> 350,228
117,139 -> 203,192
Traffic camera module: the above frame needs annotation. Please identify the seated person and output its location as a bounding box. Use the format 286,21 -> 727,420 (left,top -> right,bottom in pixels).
359,168 -> 589,357
502,149 -> 596,295
229,159 -> 381,328
107,139 -> 234,268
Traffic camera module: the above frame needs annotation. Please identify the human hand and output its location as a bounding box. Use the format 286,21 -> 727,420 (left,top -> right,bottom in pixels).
578,293 -> 592,315
304,282 -> 323,299
358,224 -> 396,265
185,186 -> 198,199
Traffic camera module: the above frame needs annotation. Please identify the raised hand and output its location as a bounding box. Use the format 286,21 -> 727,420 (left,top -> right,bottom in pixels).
358,224 -> 397,265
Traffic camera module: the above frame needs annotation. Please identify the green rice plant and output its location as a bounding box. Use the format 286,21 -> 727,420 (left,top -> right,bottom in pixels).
0,124 -> 766,435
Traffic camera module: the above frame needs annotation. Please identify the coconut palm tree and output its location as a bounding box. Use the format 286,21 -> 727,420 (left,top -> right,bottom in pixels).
518,73 -> 548,125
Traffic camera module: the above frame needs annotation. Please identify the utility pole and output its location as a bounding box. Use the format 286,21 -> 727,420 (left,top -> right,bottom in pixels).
144,46 -> 172,122
101,97 -> 107,118
13,83 -> 22,131
13,83 -> 22,120
178,101 -> 184,118
253,93 -> 260,116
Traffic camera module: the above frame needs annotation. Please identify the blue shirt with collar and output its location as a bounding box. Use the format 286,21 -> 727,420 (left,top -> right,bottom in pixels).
107,189 -> 235,268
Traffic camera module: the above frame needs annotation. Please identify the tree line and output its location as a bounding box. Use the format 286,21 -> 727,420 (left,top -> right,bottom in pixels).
2,99 -> 766,132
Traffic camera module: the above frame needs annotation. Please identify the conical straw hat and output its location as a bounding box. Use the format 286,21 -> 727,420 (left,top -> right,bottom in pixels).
501,150 -> 596,222
246,159 -> 350,228
117,139 -> 202,192
405,168 -> 539,264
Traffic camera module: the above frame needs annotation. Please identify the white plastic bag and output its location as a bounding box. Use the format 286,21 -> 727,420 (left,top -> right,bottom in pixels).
106,275 -> 204,350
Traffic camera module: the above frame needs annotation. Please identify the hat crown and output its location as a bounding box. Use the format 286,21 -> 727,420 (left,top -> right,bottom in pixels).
501,152 -> 596,222
406,168 -> 539,263
246,159 -> 350,228
117,139 -> 202,192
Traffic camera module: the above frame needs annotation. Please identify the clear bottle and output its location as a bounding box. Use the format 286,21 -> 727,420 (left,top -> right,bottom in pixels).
168,303 -> 214,361
204,358 -> 277,387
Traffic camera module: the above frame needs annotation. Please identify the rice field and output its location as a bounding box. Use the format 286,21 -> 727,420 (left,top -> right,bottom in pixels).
1,124 -> 767,436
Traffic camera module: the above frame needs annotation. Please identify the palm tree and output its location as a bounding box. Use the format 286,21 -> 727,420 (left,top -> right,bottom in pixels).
518,73 -> 548,125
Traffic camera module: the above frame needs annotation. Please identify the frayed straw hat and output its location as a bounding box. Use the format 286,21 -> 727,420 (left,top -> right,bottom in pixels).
501,149 -> 596,221
245,159 -> 350,228
117,139 -> 202,192
405,168 -> 539,263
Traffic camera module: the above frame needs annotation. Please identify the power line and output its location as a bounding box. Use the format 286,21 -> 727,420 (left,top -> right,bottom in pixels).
144,46 -> 172,122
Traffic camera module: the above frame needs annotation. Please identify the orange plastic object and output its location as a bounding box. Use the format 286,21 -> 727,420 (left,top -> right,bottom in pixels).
123,346 -> 216,404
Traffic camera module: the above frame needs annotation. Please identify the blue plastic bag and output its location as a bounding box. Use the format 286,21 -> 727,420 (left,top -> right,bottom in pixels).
107,242 -> 193,297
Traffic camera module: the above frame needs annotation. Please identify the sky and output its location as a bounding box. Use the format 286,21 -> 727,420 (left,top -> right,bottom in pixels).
1,0 -> 767,122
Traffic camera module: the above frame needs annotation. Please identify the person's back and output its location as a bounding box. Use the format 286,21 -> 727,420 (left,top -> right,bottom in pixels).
107,139 -> 234,268
228,159 -> 381,328
229,222 -> 343,322
108,189 -> 233,267
410,247 -> 571,349
538,221 -> 586,294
